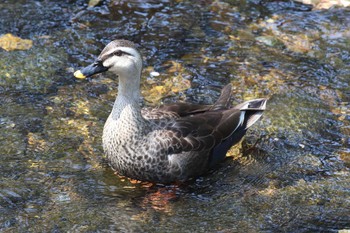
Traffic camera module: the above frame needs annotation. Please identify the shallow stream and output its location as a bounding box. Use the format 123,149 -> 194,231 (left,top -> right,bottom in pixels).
0,0 -> 349,232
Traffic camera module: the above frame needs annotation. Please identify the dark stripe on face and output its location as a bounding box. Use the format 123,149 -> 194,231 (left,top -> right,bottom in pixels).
99,49 -> 132,62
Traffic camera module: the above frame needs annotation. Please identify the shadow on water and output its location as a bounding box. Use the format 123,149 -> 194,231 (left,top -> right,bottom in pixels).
0,0 -> 349,232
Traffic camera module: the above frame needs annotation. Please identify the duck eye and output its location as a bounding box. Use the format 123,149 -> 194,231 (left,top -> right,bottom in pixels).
113,51 -> 123,56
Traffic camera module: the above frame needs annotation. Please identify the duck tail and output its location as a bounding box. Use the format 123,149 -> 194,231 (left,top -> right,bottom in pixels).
237,98 -> 267,129
209,98 -> 267,168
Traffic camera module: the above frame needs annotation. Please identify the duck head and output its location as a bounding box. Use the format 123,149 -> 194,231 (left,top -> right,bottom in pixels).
74,40 -> 142,80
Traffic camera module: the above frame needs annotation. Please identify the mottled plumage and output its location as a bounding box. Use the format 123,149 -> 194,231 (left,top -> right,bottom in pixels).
74,39 -> 267,183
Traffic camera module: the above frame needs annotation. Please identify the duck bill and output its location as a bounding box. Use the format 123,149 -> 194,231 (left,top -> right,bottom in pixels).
74,60 -> 109,79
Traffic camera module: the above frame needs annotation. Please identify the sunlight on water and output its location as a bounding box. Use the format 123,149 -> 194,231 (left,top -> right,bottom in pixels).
0,0 -> 349,232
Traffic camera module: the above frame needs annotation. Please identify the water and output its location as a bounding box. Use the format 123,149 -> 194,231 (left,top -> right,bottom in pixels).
0,0 -> 349,232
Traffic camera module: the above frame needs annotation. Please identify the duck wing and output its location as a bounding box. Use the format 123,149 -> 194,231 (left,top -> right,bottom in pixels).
164,107 -> 243,154
142,84 -> 233,120
162,97 -> 267,166
142,103 -> 212,119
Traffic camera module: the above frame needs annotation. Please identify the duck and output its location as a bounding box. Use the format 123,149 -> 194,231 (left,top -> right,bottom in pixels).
74,39 -> 267,184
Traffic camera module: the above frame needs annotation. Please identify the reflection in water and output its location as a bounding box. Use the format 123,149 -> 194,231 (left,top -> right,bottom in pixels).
0,0 -> 349,232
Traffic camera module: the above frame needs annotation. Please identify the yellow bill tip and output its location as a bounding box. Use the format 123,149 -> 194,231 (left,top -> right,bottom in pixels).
74,70 -> 86,79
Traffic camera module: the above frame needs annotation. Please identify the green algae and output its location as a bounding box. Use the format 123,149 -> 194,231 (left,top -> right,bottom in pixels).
0,0 -> 349,232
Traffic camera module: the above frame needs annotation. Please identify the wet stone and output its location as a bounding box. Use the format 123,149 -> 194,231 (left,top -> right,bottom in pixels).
0,0 -> 349,232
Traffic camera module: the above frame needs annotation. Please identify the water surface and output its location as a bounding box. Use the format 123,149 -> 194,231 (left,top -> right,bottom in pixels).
0,0 -> 349,232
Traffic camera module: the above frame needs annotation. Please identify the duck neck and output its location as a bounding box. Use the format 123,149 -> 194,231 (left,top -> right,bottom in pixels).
111,70 -> 143,121
117,70 -> 141,101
